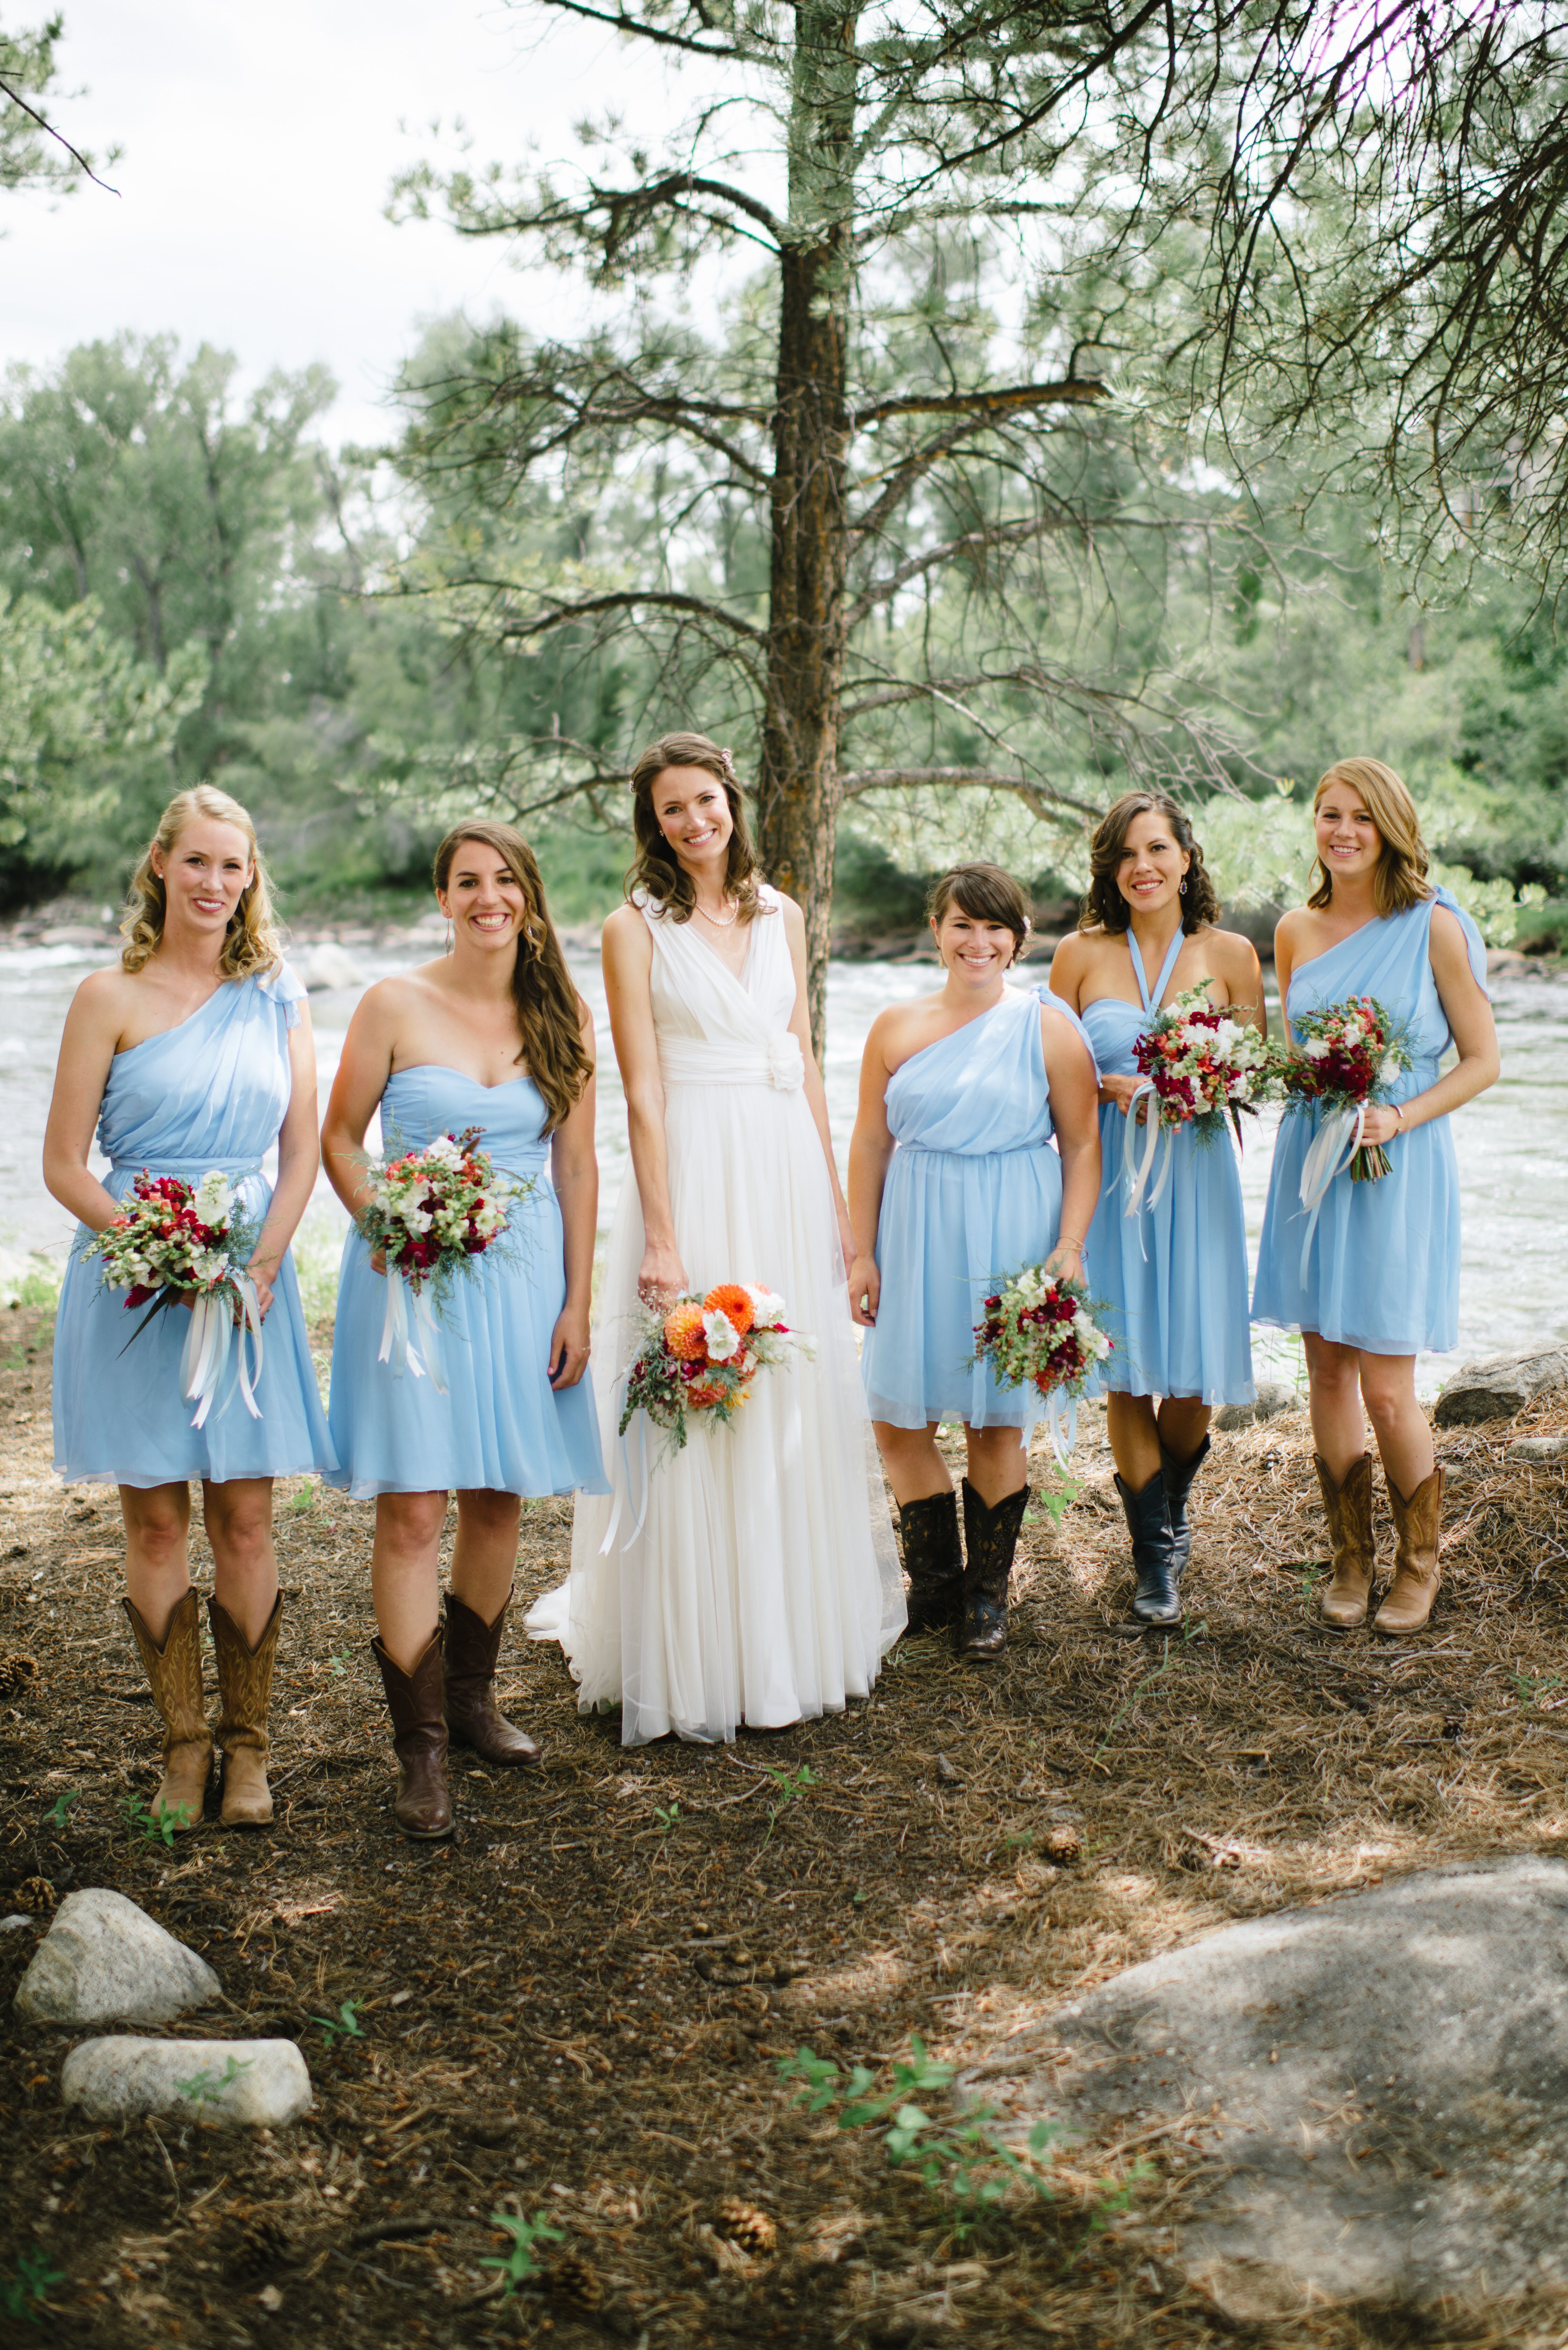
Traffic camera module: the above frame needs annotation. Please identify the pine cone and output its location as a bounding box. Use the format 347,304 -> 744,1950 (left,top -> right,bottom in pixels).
544,2250 -> 603,2309
12,1876 -> 55,1916
713,2197 -> 778,2256
0,1650 -> 37,1698
227,2216 -> 291,2279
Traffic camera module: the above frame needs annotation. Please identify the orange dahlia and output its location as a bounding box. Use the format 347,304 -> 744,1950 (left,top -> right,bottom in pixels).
702,1282 -> 755,1334
686,1381 -> 726,1409
663,1300 -> 708,1361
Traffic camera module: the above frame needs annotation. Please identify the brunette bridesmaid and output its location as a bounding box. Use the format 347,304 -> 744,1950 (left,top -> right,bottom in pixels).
321,821 -> 605,1839
1050,794 -> 1263,1626
43,786 -> 334,1830
1253,760 -> 1498,1634
850,864 -> 1101,1656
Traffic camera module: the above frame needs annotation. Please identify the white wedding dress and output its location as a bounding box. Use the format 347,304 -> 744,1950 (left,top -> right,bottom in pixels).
526,885 -> 904,1744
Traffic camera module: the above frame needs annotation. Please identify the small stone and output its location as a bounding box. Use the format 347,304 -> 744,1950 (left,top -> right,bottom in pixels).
0,1914 -> 32,1933
256,2285 -> 284,2312
1435,1347 -> 1568,1428
935,1753 -> 963,1783
14,1887 -> 219,2025
61,2036 -> 313,2127
1506,1434 -> 1568,1463
1214,1381 -> 1299,1432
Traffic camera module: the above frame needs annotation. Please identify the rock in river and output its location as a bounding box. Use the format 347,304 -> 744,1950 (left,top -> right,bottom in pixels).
14,1887 -> 219,2026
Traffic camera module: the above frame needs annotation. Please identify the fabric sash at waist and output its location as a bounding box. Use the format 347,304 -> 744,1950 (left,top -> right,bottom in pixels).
108,1157 -> 265,1184
895,1139 -> 1055,1160
658,1034 -> 804,1092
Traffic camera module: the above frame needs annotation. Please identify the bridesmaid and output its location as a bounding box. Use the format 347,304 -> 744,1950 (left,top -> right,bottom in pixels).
43,785 -> 333,1831
849,864 -> 1101,1657
1254,760 -> 1498,1634
1050,793 -> 1262,1626
321,820 -> 606,1839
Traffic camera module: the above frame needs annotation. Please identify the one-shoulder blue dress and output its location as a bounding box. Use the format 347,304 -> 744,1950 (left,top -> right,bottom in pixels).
52,964 -> 336,1489
1076,931 -> 1256,1406
324,1065 -> 608,1500
859,988 -> 1095,1437
1252,886 -> 1489,1354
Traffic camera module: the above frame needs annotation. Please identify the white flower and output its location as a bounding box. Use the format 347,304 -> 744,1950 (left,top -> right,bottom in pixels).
194,1172 -> 232,1224
400,1203 -> 433,1236
1379,1055 -> 1403,1086
703,1308 -> 742,1362
1341,1016 -> 1363,1044
1212,1018 -> 1240,1051
743,1282 -> 786,1327
1304,1039 -> 1329,1061
423,1134 -> 462,1167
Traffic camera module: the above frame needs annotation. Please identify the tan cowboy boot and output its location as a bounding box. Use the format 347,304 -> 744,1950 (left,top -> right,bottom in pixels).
122,1587 -> 212,1832
208,1592 -> 282,1827
1314,1453 -> 1376,1630
1374,1466 -> 1445,1636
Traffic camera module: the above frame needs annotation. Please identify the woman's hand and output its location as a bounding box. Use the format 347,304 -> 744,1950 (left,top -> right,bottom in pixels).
1359,1102 -> 1406,1147
848,1252 -> 880,1328
637,1243 -> 687,1307
369,1245 -> 388,1278
245,1261 -> 278,1322
1045,1240 -> 1085,1286
1100,1072 -> 1149,1122
548,1302 -> 592,1389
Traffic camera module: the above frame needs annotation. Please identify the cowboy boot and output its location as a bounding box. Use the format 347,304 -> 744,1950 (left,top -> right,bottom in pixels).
444,1588 -> 541,1765
372,1629 -> 453,1839
1315,1452 -> 1376,1630
1374,1466 -> 1445,1636
958,1480 -> 1029,1659
1114,1468 -> 1182,1627
208,1592 -> 282,1827
1159,1432 -> 1211,1583
122,1587 -> 212,1832
896,1489 -> 964,1635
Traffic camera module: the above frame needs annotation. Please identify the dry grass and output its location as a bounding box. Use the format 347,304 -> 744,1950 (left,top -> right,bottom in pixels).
1,1302 -> 1566,2349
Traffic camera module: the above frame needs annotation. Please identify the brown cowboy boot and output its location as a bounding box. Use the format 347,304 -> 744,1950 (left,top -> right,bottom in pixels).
443,1588 -> 541,1765
208,1592 -> 282,1827
372,1629 -> 453,1838
122,1587 -> 212,1832
1374,1466 -> 1445,1636
958,1480 -> 1030,1659
896,1489 -> 964,1635
1315,1452 -> 1376,1630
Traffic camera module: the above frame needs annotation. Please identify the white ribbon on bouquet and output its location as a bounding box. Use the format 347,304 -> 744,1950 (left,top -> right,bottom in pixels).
1295,1101 -> 1367,1282
1043,1387 -> 1079,1469
377,1264 -> 448,1394
180,1275 -> 264,1428
1121,1078 -> 1175,1257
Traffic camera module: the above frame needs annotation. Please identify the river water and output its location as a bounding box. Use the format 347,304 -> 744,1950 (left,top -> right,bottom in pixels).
3,931 -> 1564,1396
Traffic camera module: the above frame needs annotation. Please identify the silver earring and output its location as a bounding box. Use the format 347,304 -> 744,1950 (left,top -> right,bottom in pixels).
1179,877 -> 1187,896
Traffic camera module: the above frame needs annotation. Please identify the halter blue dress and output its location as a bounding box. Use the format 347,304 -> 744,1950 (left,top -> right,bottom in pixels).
859,988 -> 1096,1437
1075,931 -> 1256,1406
324,1065 -> 608,1500
52,964 -> 335,1489
1252,887 -> 1488,1355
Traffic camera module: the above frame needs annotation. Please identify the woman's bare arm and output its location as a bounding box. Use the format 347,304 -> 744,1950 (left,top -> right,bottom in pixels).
845,1011 -> 898,1327
1041,1009 -> 1102,1276
779,896 -> 854,1276
320,983 -> 400,1222
42,970 -> 136,1234
246,1009 -> 319,1319
602,905 -> 684,1300
546,1003 -> 599,1386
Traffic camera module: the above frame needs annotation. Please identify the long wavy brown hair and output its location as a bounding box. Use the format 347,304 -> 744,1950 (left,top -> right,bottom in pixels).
625,732 -> 762,923
432,822 -> 593,1134
121,785 -> 281,977
1078,791 -> 1220,935
1307,758 -> 1432,916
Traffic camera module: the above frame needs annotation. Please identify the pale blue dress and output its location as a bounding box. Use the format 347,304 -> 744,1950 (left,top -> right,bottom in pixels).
325,1065 -> 608,1500
52,964 -> 335,1488
1076,931 -> 1255,1406
1253,886 -> 1488,1354
859,987 -> 1095,1436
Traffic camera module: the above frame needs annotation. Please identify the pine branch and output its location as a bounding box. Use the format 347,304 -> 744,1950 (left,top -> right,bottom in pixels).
533,0 -> 750,62
839,766 -> 1104,821
0,72 -> 118,193
850,379 -> 1105,430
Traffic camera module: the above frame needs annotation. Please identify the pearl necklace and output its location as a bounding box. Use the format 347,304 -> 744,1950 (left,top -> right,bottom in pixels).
694,895 -> 740,929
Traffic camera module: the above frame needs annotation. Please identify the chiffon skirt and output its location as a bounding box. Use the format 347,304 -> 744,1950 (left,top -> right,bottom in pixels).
530,1077 -> 904,1746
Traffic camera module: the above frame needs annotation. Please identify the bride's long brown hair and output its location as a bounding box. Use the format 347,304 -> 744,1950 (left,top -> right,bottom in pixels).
625,733 -> 762,923
432,822 -> 592,1134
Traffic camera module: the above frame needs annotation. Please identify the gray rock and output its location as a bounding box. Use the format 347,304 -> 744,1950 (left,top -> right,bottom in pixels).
1434,1346 -> 1568,1427
290,942 -> 364,993
14,1887 -> 219,2026
1506,1433 -> 1568,1463
978,1856 -> 1568,2319
62,2036 -> 312,2127
1213,1380 -> 1299,1432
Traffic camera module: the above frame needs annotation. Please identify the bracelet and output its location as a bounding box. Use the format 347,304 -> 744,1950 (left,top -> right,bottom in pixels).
1393,1102 -> 1404,1125
1057,1234 -> 1086,1252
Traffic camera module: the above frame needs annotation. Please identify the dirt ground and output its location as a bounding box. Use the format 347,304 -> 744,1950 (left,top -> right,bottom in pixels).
3,1302 -> 1567,2350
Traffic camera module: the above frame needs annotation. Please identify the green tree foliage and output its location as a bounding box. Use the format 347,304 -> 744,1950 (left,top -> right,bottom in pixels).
0,9 -> 109,197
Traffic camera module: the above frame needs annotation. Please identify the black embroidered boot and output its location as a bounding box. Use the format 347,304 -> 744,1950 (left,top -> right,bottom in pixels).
1159,1433 -> 1211,1584
958,1479 -> 1029,1660
1114,1468 -> 1182,1627
896,1489 -> 964,1635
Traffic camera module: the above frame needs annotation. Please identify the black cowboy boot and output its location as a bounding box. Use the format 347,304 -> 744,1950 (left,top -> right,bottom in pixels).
958,1479 -> 1029,1660
1114,1468 -> 1182,1627
1159,1433 -> 1211,1584
897,1490 -> 964,1634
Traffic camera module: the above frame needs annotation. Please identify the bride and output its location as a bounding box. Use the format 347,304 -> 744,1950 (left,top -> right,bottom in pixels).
528,732 -> 904,1742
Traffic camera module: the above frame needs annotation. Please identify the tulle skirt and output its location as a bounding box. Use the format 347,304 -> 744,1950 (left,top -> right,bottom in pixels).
527,1078 -> 904,1745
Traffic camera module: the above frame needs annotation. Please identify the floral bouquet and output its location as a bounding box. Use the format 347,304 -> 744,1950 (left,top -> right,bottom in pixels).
87,1169 -> 265,1428
619,1281 -> 807,1453
969,1265 -> 1112,1469
356,1126 -> 523,1389
1125,984 -> 1271,1216
1276,994 -> 1412,1184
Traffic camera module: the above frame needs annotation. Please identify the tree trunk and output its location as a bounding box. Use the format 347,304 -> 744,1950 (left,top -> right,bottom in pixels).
756,0 -> 858,1059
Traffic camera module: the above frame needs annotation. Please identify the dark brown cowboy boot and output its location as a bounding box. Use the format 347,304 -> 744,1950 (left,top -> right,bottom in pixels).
443,1588 -> 541,1766
123,1587 -> 211,1832
371,1629 -> 453,1839
208,1592 -> 282,1827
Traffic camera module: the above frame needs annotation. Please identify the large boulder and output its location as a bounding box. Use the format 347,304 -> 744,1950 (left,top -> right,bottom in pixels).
290,942 -> 364,993
14,1887 -> 219,2026
980,1857 -> 1568,2320
1434,1346 -> 1568,1427
62,2036 -> 312,2127
1213,1380 -> 1299,1432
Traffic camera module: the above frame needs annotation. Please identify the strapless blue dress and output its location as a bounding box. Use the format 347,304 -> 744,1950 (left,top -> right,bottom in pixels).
859,988 -> 1096,1438
52,964 -> 336,1488
1252,887 -> 1488,1354
325,1064 -> 608,1499
1075,931 -> 1255,1406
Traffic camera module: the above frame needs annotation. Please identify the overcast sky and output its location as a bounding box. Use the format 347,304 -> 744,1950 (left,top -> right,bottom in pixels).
1,0 -> 691,444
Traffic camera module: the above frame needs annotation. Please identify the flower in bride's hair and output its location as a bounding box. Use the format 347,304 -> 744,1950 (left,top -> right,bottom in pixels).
702,1282 -> 755,1334
702,1308 -> 743,1363
663,1300 -> 708,1361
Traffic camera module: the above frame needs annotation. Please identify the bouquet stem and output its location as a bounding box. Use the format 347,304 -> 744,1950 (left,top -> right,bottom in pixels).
1349,1141 -> 1393,1182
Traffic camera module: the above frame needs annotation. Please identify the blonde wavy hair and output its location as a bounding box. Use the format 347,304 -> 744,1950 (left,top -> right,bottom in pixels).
1308,759 -> 1432,917
120,786 -> 281,977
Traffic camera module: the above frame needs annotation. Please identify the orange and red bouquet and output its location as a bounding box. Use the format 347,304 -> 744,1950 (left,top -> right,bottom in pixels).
620,1280 -> 808,1451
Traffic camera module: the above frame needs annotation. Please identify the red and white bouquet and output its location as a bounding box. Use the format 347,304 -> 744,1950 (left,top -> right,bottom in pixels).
619,1280 -> 808,1452
1125,984 -> 1270,1215
357,1126 -> 522,1388
1275,994 -> 1412,1184
970,1265 -> 1111,1466
87,1169 -> 264,1427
